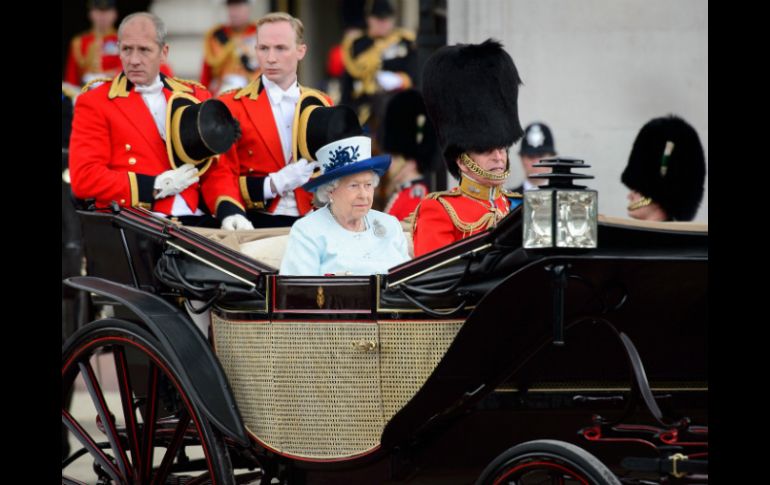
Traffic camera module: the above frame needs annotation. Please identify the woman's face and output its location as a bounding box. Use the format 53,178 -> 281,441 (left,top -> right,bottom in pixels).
330,171 -> 376,222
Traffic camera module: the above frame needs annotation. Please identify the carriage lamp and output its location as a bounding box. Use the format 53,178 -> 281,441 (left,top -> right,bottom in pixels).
522,158 -> 598,249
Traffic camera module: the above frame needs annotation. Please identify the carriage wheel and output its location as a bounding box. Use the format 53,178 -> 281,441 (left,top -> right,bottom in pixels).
62,318 -> 235,484
475,439 -> 621,485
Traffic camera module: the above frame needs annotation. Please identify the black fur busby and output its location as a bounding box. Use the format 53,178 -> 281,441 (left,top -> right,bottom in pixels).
366,0 -> 395,18
379,89 -> 439,173
621,115 -> 706,221
88,0 -> 116,9
422,39 -> 523,179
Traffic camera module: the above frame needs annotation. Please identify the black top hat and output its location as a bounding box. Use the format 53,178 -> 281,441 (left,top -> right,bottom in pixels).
165,92 -> 241,177
366,0 -> 395,18
621,115 -> 706,221
297,105 -> 391,192
379,89 -> 439,173
422,39 -> 523,179
519,122 -> 556,156
88,0 -> 116,10
292,90 -> 332,163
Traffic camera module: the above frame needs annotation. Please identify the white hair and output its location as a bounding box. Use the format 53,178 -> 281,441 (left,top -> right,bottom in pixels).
312,171 -> 380,208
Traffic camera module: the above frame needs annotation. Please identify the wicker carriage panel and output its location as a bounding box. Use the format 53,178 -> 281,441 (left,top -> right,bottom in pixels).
270,322 -> 383,458
378,320 -> 464,421
210,315 -> 277,444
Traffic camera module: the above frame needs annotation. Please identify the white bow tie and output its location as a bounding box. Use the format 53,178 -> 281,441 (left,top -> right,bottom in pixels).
135,80 -> 164,96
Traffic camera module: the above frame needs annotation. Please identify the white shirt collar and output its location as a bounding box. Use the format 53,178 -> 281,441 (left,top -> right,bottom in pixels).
134,75 -> 163,95
262,75 -> 300,104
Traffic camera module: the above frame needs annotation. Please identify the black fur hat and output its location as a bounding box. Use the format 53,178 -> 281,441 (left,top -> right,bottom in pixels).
421,39 -> 523,179
621,115 -> 706,221
379,89 -> 439,173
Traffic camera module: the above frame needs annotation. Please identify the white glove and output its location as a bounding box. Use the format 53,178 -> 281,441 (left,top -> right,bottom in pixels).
154,163 -> 199,199
221,214 -> 254,231
269,158 -> 320,196
376,70 -> 404,91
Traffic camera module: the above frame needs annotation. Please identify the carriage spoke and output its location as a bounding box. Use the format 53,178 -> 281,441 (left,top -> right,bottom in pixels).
79,360 -> 133,480
151,410 -> 191,485
114,345 -> 142,475
141,362 -> 160,482
62,408 -> 124,483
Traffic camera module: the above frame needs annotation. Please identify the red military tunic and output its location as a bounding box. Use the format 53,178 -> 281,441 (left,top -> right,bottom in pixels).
201,78 -> 331,221
412,177 -> 521,257
64,29 -> 122,86
384,178 -> 428,221
69,73 -> 211,214
200,23 -> 261,95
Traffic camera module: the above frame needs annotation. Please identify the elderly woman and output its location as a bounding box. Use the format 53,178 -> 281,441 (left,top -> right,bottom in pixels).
279,105 -> 410,276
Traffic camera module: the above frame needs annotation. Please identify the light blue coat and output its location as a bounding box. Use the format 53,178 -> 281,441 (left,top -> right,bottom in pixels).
279,207 -> 410,276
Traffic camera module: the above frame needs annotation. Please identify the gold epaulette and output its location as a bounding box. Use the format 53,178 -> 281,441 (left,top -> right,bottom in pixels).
81,77 -> 112,93
217,87 -> 240,97
234,79 -> 261,100
502,189 -> 523,199
425,188 -> 462,200
172,77 -> 206,90
396,28 -> 416,42
62,83 -> 79,101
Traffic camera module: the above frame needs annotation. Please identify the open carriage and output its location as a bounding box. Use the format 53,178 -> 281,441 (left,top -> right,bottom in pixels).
62,202 -> 707,484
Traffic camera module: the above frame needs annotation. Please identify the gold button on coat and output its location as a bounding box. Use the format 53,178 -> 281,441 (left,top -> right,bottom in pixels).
125,144 -> 131,151
128,157 -> 137,165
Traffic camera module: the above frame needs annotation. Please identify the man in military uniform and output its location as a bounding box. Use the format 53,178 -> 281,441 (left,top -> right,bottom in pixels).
69,12 -> 227,226
201,12 -> 332,230
379,89 -> 438,221
412,40 -> 524,257
64,0 -> 174,87
621,115 -> 706,221
64,0 -> 121,86
200,0 -> 261,96
340,0 -> 417,128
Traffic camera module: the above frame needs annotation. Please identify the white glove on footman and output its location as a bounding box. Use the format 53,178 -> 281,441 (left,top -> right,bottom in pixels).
376,70 -> 404,91
269,158 -> 320,196
221,214 -> 255,231
154,164 -> 199,199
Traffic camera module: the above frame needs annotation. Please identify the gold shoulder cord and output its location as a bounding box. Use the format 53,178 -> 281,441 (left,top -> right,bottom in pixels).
435,197 -> 500,235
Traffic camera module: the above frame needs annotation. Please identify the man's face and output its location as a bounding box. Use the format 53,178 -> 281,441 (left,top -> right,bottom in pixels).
227,3 -> 251,30
521,152 -> 554,184
366,16 -> 395,38
119,17 -> 168,86
256,21 -> 306,90
89,8 -> 117,33
458,147 -> 509,187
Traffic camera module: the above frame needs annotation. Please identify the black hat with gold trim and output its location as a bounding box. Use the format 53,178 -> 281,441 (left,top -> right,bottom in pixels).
88,0 -> 116,10
165,92 -> 241,177
380,88 -> 439,173
292,90 -> 332,163
422,39 -> 523,180
366,0 -> 395,18
621,115 -> 706,221
297,105 -> 391,192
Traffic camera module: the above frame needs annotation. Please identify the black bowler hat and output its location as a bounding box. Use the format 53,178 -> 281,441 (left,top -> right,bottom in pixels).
519,122 -> 556,156
621,115 -> 706,221
165,92 -> 241,177
88,0 -> 116,10
297,105 -> 391,192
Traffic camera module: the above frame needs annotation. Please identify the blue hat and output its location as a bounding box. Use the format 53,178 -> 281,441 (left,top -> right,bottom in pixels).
300,105 -> 391,192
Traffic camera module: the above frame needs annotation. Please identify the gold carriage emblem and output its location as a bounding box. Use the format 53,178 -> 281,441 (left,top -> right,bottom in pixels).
316,286 -> 325,308
351,340 -> 378,352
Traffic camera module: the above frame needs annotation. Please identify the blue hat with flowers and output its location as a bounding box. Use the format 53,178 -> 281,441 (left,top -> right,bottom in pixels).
300,105 -> 391,192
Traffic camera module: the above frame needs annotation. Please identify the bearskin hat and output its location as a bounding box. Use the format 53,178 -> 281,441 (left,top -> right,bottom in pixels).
421,39 -> 523,179
379,89 -> 439,173
621,115 -> 706,221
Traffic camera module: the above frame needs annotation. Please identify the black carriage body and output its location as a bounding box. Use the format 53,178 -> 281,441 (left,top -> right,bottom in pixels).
64,206 -> 707,484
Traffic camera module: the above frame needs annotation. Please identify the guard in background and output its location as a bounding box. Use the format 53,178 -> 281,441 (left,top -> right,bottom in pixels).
621,115 -> 706,221
340,0 -> 417,132
200,0 -> 261,96
64,0 -> 121,86
379,88 -> 439,221
412,40 -> 524,257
